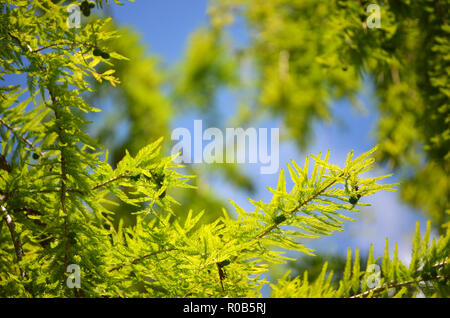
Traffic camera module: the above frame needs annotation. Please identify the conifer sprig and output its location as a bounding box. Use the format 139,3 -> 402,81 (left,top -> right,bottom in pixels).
272,222 -> 450,298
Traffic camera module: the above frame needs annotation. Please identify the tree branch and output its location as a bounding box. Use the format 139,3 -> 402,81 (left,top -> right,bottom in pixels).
49,90 -> 70,271
256,172 -> 345,239
92,174 -> 130,191
1,204 -> 27,279
0,153 -> 11,173
31,40 -> 97,54
108,248 -> 178,273
350,274 -> 450,298
351,260 -> 450,298
0,118 -> 43,158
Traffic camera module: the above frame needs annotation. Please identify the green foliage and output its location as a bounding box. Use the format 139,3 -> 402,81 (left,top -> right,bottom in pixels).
272,221 -> 450,298
82,147 -> 398,297
0,0 -> 448,298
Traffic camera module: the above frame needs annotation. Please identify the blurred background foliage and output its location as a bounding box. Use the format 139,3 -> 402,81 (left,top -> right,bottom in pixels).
83,0 -> 448,284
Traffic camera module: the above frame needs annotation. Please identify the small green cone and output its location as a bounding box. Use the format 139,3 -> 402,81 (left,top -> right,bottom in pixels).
101,52 -> 110,59
93,48 -> 102,56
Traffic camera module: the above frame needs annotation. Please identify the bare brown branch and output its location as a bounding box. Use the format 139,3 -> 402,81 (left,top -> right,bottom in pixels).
1,204 -> 27,279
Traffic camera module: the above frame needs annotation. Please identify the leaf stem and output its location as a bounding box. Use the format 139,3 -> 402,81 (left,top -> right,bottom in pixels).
351,274 -> 450,298
108,248 -> 178,273
0,118 -> 43,158
49,90 -> 70,272
257,172 -> 344,239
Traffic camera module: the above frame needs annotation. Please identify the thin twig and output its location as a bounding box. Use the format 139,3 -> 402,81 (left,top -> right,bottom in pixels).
351,274 -> 450,298
256,172 -> 345,239
290,172 -> 345,213
8,32 -> 33,53
0,118 -> 43,158
108,248 -> 178,273
31,40 -> 97,53
351,260 -> 449,298
92,174 -> 130,191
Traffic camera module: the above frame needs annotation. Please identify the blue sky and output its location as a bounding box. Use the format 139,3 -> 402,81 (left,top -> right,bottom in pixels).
113,0 -> 210,64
